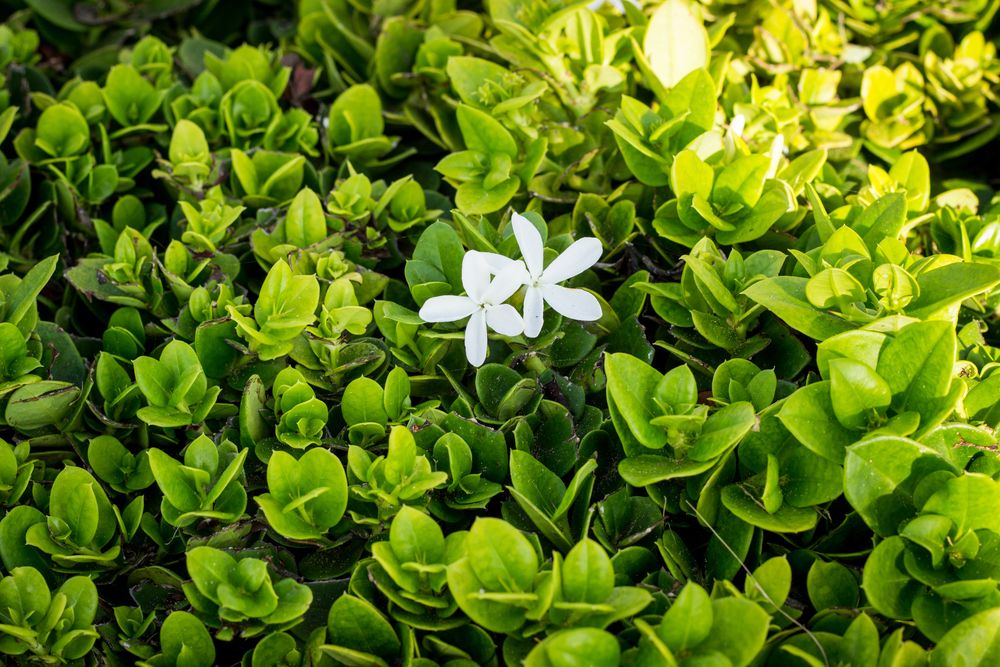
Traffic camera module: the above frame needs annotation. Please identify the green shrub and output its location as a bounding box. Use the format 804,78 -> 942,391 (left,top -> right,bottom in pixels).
0,0 -> 998,664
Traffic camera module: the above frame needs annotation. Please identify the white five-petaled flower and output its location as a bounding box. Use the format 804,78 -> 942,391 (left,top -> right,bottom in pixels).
418,252 -> 528,367
417,213 -> 604,365
500,213 -> 603,339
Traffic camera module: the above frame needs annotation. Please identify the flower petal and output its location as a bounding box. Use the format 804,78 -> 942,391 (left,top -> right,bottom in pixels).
482,259 -> 529,305
541,284 -> 602,322
511,212 -> 544,277
522,285 -> 544,338
418,295 -> 478,323
540,237 -> 603,284
477,251 -> 519,275
486,303 -> 524,337
465,309 -> 488,367
462,252 -> 491,303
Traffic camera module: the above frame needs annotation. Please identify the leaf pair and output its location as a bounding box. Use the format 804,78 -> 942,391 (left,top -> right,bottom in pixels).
435,105 -> 546,214
134,340 -> 219,428
228,260 -> 320,361
148,435 -> 247,528
184,546 -> 312,630
256,447 -> 347,541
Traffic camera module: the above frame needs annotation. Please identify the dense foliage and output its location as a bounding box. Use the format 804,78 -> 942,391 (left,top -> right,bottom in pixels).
1,0 -> 1000,665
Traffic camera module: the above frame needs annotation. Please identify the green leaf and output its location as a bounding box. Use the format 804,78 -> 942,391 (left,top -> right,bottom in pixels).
186,546 -> 237,602
35,103 -> 90,157
455,178 -> 520,215
464,518 -> 538,592
671,150 -> 713,200
133,339 -> 207,418
169,119 -> 210,167
889,152 -> 930,212
341,377 -> 387,427
441,413 -> 509,483
688,402 -> 756,461
218,560 -> 278,618
683,254 -> 739,315
0,507 -> 51,574
714,155 -> 770,209
524,629 -> 621,667
807,560 -> 859,611
805,267 -> 866,313
283,188 -> 326,248
447,56 -> 512,107
382,367 -> 410,422
4,381 -> 79,431
54,475 -> 99,546
389,506 -> 444,565
447,557 -> 531,634
510,450 -> 565,516
844,436 -> 953,536
50,465 -> 116,550
721,484 -> 818,533
907,262 -> 1000,320
781,446 -> 843,507
406,221 -> 465,294
743,277 -> 853,340
328,84 -> 384,145
658,582 -> 711,652
561,539 -> 614,605
476,364 -> 524,416
619,455 -> 716,486
862,536 -> 919,619
103,64 -> 162,126
324,595 -> 400,662
745,556 -> 792,612
644,0 -> 710,89
931,608 -> 1000,667
856,193 -> 906,250
876,321 -> 955,418
263,578 -> 311,625
922,474 -> 1000,534
662,68 -> 716,141
160,611 -> 215,667
148,449 -> 202,514
838,613 -> 880,667
605,353 -> 667,449
696,597 -> 771,667
257,259 -> 319,330
0,566 -> 51,625
718,184 -> 789,244
258,447 -> 347,540
778,381 -> 856,463
251,632 -> 296,667
455,104 -> 517,156
828,358 -> 892,430
5,255 -> 58,334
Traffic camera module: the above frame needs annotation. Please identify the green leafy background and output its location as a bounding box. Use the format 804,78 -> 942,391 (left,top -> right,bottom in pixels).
0,0 -> 999,665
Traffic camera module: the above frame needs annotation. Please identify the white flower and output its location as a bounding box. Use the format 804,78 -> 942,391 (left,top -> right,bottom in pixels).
506,213 -> 603,338
418,251 -> 528,367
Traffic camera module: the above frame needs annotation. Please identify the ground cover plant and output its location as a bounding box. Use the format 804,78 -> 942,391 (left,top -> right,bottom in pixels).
0,0 -> 999,664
